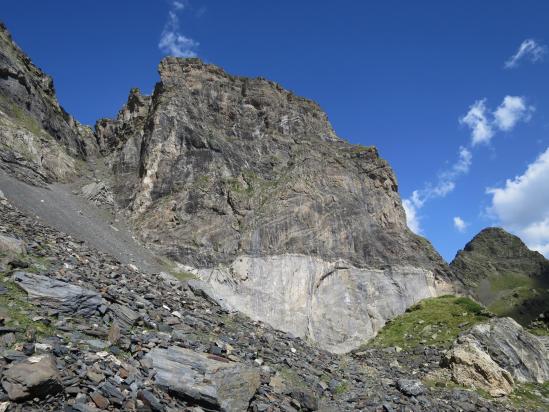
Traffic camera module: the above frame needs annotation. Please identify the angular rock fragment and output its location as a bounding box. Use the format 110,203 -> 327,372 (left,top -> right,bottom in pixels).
13,271 -> 102,316
109,303 -> 140,329
1,354 -> 63,401
145,346 -> 260,411
0,234 -> 26,256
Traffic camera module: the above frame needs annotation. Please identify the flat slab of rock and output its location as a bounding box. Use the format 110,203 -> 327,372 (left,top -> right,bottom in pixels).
1,354 -> 63,401
0,234 -> 26,256
13,271 -> 102,316
145,346 -> 260,412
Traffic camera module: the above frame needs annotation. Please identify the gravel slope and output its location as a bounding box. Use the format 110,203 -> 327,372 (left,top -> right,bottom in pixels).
0,170 -> 163,273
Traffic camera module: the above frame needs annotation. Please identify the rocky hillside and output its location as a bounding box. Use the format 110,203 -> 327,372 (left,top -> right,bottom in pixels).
450,227 -> 549,324
1,187 -> 547,412
94,57 -> 454,352
0,23 -> 97,185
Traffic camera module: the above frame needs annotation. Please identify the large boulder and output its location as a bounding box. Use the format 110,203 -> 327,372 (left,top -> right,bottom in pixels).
13,271 -> 103,316
439,317 -> 549,396
1,354 -> 63,401
442,336 -> 514,396
465,317 -> 549,383
144,346 -> 260,412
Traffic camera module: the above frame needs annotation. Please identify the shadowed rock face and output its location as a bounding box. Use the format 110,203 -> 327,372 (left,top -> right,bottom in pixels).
451,227 -> 549,324
0,23 -> 97,184
97,57 -> 454,351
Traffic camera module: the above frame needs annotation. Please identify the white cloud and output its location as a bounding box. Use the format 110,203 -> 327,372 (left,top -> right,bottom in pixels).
487,147 -> 549,257
505,39 -> 547,69
460,99 -> 494,145
403,198 -> 421,234
159,3 -> 199,58
172,1 -> 185,10
404,147 -> 472,234
453,216 -> 468,232
461,96 -> 534,146
493,96 -> 534,131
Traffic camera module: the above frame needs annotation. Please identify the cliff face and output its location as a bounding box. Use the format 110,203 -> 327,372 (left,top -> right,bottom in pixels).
0,23 -> 97,184
451,227 -> 549,324
0,21 -> 455,352
97,57 -> 454,352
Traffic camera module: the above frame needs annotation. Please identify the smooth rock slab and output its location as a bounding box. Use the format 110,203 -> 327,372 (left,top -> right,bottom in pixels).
13,271 -> 102,316
1,354 -> 63,401
145,346 -> 260,412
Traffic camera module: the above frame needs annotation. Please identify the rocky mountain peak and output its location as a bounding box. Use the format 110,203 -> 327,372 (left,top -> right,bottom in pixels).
461,227 -> 542,259
451,227 -> 549,324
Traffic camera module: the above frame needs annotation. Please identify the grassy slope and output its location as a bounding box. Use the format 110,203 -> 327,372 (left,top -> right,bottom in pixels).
365,295 -> 490,350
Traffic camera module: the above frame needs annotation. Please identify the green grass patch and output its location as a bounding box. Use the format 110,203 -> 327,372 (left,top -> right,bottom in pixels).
365,295 -> 490,350
509,382 -> 549,410
0,93 -> 45,137
527,326 -> 549,337
489,273 -> 533,292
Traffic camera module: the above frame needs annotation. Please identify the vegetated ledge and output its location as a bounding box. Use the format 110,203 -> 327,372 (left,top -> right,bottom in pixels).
364,295 -> 492,350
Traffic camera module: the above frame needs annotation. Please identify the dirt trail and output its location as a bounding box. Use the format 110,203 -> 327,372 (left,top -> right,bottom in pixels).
0,170 -> 164,273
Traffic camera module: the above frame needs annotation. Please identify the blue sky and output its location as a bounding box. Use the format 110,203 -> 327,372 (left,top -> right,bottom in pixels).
3,0 -> 549,261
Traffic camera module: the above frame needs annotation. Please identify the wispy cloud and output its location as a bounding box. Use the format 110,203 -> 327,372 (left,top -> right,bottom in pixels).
453,216 -> 468,232
493,96 -> 534,131
159,1 -> 199,58
405,95 -> 535,234
487,147 -> 549,257
505,39 -> 547,69
460,96 -> 533,146
403,147 -> 472,233
460,99 -> 494,146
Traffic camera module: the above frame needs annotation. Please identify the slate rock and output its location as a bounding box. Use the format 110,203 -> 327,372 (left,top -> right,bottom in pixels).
145,346 -> 260,412
110,303 -> 140,329
13,271 -> 102,316
1,354 -> 63,401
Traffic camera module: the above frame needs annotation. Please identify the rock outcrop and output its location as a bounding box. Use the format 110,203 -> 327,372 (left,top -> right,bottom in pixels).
96,57 -> 454,352
441,336 -> 515,396
0,23 -> 97,185
436,317 -> 549,396
451,227 -> 549,324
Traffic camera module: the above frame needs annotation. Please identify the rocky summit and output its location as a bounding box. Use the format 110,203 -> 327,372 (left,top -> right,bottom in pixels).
451,227 -> 549,324
1,20 -> 549,411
